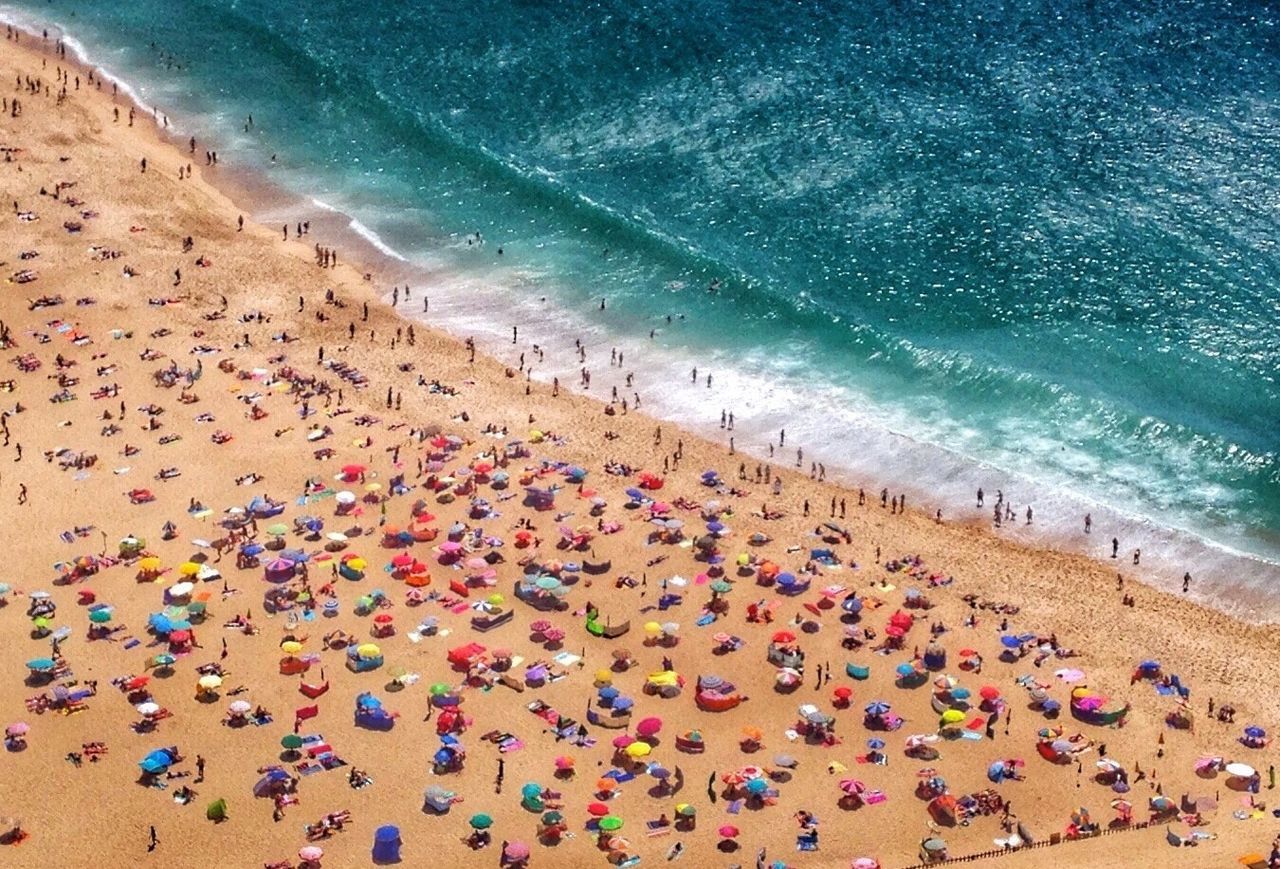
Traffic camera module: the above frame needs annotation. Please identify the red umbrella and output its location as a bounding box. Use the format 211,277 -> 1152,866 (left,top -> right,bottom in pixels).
391,554 -> 414,568
979,685 -> 1001,701
587,801 -> 611,816
833,686 -> 853,699
771,630 -> 797,644
636,717 -> 663,738
341,464 -> 367,476
717,824 -> 740,838
958,648 -> 978,657
374,614 -> 394,624
884,625 -> 905,638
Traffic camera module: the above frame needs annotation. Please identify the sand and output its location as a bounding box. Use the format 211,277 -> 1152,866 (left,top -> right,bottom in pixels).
0,28 -> 1278,869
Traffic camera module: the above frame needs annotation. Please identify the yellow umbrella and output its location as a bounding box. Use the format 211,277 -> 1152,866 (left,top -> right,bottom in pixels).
345,557 -> 368,571
939,709 -> 965,725
178,562 -> 201,576
643,621 -> 663,634
736,553 -> 750,566
594,670 -> 613,686
198,674 -> 222,690
625,742 -> 652,758
280,641 -> 303,654
364,482 -> 382,492
357,643 -> 381,658
486,594 -> 505,606
138,556 -> 162,572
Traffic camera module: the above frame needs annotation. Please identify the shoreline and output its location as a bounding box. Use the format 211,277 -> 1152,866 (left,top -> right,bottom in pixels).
8,11 -> 1278,615
3,21 -> 1280,869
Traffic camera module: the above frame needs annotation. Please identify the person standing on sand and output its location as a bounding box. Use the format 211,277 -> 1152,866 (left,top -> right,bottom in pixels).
1111,537 -> 1119,558
1183,572 -> 1191,593
148,825 -> 158,852
977,487 -> 984,507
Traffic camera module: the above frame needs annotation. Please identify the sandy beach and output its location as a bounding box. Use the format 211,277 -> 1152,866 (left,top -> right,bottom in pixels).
3,27 -> 1280,869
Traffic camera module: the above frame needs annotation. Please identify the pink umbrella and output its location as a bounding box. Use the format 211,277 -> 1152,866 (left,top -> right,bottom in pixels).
5,722 -> 29,737
839,778 -> 866,795
503,841 -> 530,860
529,620 -> 552,635
437,541 -> 463,553
612,734 -> 636,749
390,554 -> 414,568
542,628 -> 566,643
554,755 -> 575,770
298,845 -> 324,862
1055,668 -> 1086,683
717,824 -> 740,838
636,717 -> 663,738
853,859 -> 880,869
712,632 -> 733,645
465,557 -> 488,570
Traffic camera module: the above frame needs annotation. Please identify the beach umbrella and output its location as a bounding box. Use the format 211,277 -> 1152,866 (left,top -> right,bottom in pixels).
265,523 -> 289,538
541,810 -> 563,825
469,813 -> 493,829
839,778 -> 866,795
357,643 -> 381,658
773,754 -> 797,769
772,630 -> 797,644
710,580 -> 732,594
521,782 -> 543,800
503,841 -> 530,860
335,491 -> 356,505
864,701 -> 890,716
280,640 -> 303,654
1245,725 -> 1267,739
26,658 -> 55,672
598,817 -> 623,832
867,738 -> 885,750
554,755 -> 575,771
895,663 -> 916,677
587,802 -> 610,817
89,609 -> 113,624
745,778 -> 768,795
939,709 -> 965,725
853,859 -> 880,869
5,722 -> 29,737
718,824 -> 740,838
649,765 -> 671,780
298,845 -> 323,862
951,687 -> 971,701
281,734 -> 304,750
1226,762 -> 1257,778
675,803 -> 696,817
198,674 -> 223,690
625,742 -> 652,759
636,717 -> 663,738
136,702 -> 161,716
611,734 -> 635,749
979,685 -> 1001,701
999,635 -> 1022,649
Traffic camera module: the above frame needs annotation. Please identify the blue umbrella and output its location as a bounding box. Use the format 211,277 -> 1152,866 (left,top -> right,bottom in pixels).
745,778 -> 768,794
598,686 -> 620,700
864,701 -> 890,715
1138,660 -> 1160,671
1245,725 -> 1266,738
777,573 -> 797,586
240,542 -> 265,556
895,663 -> 916,677
987,762 -> 1007,782
433,748 -> 453,765
358,694 -> 383,709
521,782 -> 543,799
842,596 -> 863,613
279,548 -> 310,563
999,635 -> 1022,649
613,696 -> 635,712
867,738 -> 885,750
26,658 -> 55,671
951,687 -> 972,700
624,488 -> 645,501
707,521 -> 725,534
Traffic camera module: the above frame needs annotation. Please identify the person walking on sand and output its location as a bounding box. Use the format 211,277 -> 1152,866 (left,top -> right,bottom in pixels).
196,755 -> 205,782
1111,537 -> 1119,558
1183,572 -> 1191,593
148,825 -> 159,852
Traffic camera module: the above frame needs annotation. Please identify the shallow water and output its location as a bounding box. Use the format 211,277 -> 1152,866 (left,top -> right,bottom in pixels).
5,0 -> 1278,603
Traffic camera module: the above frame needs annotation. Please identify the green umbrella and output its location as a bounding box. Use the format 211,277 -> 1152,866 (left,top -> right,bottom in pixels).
88,609 -> 113,624
541,811 -> 563,825
265,523 -> 289,537
206,798 -> 228,821
710,580 -> 733,594
469,813 -> 493,829
521,782 -> 543,800
676,804 -> 696,817
429,683 -> 450,696
280,734 -> 304,750
599,816 -> 623,832
31,616 -> 50,630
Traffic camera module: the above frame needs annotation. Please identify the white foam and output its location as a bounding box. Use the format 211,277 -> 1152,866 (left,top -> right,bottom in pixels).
348,218 -> 408,262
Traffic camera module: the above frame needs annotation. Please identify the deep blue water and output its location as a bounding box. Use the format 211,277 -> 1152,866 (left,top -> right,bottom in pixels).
5,1 -> 1279,590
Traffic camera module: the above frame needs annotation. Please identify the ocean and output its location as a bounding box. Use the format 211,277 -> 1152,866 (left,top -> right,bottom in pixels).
4,0 -> 1278,607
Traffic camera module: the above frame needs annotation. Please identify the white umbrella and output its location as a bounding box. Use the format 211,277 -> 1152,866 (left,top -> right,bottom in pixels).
1225,762 -> 1256,778
169,581 -> 194,598
228,700 -> 252,715
136,701 -> 161,716
335,491 -> 356,505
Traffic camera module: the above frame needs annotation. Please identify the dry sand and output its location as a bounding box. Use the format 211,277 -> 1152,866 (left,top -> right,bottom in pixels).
0,29 -> 1277,869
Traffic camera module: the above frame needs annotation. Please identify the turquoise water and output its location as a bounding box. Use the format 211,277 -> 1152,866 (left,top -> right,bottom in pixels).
6,1 -> 1278,594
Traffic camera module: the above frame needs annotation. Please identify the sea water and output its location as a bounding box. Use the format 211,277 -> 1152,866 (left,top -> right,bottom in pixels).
4,0 -> 1277,611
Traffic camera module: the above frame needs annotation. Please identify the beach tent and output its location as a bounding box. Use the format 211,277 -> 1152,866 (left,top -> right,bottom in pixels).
372,824 -> 402,863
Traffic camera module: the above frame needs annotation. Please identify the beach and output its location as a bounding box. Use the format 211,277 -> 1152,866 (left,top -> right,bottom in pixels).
2,25 -> 1280,869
